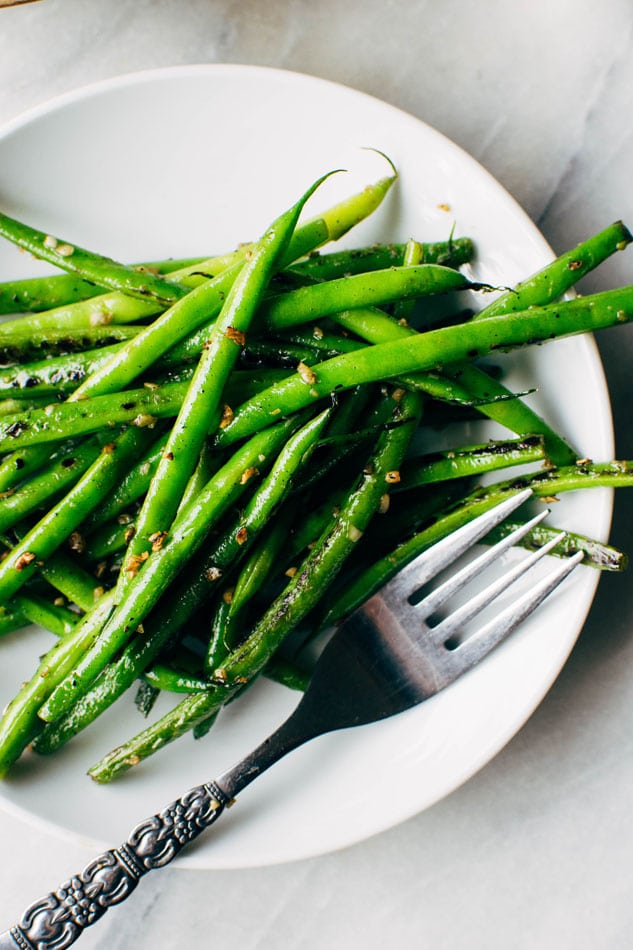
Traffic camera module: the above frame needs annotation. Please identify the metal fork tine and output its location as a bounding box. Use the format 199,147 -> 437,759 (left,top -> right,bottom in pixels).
385,487 -> 534,596
442,550 -> 585,678
431,529 -> 568,642
415,507 -> 550,620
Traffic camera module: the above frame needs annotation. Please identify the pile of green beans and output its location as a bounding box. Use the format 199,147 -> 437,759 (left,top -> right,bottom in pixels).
0,161 -> 631,785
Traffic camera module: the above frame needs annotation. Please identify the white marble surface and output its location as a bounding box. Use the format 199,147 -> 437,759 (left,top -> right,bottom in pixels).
2,1 -> 633,947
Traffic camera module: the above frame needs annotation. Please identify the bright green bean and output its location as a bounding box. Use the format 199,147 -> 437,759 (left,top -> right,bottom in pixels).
216,287 -> 633,448
398,436 -> 546,490
0,589 -> 116,776
120,175 -> 334,583
0,427 -> 153,604
86,390 -> 421,780
0,256 -> 207,315
13,594 -> 79,638
0,210 -> 189,306
260,264 -> 478,331
476,220 -> 633,320
320,460 -> 633,627
0,438 -> 103,533
40,412 -> 328,721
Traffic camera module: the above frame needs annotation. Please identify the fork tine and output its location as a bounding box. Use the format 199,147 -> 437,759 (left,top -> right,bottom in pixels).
385,487 -> 534,596
440,549 -> 585,679
431,529 -> 568,641
415,507 -> 550,620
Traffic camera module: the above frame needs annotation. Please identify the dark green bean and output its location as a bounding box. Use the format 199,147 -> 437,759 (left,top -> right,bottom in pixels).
288,237 -> 474,281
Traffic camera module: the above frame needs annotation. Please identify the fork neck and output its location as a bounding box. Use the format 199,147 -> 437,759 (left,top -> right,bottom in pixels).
214,704 -> 314,801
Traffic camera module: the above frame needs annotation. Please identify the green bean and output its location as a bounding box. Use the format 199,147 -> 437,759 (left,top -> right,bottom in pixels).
327,300 -> 576,461
288,237 -> 474,281
392,240 -> 423,323
0,210 -> 189,306
476,220 -> 633,320
0,291 -> 163,338
238,338 -> 333,368
269,325 -> 364,359
484,520 -> 627,571
0,438 -> 103,533
320,460 -> 633,627
120,175 -> 334,583
0,257 -> 207,315
13,593 -> 78,637
141,663 -> 209,694
0,383 -> 186,450
216,287 -> 633,449
0,324 -> 140,362
37,548 -> 104,612
86,390 -> 421,780
0,343 -> 130,399
260,264 -> 478,331
0,427 -> 153,604
0,589 -> 116,776
398,436 -> 546,490
40,410 -> 329,723
0,605 -> 29,637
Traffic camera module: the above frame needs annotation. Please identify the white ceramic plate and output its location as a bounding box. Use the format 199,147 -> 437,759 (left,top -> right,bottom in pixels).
0,65 -> 614,869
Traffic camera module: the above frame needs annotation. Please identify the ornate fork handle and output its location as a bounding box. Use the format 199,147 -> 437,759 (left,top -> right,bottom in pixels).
1,781 -> 230,950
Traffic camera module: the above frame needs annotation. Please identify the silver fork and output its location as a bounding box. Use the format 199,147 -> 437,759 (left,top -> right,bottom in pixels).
0,487 -> 584,949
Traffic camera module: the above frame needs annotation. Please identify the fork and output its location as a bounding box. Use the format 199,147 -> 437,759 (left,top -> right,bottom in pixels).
0,487 -> 584,948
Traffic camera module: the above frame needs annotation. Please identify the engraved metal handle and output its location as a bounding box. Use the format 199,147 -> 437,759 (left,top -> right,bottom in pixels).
0,781 -> 229,950
0,705 -> 311,949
